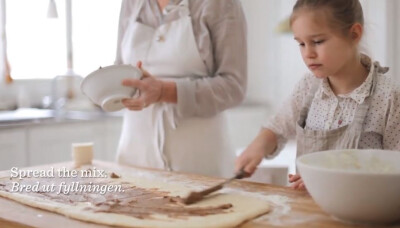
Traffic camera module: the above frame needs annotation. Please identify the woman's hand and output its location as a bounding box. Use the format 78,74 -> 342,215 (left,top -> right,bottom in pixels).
121,61 -> 163,110
288,174 -> 306,190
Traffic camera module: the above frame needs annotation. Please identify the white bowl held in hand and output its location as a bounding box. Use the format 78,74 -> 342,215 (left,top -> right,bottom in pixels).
297,149 -> 400,224
81,65 -> 142,112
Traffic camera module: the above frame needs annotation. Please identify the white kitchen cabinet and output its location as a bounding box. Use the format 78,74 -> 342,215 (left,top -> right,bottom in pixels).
0,115 -> 123,171
27,122 -> 107,166
103,118 -> 123,161
0,128 -> 28,170
225,105 -> 271,152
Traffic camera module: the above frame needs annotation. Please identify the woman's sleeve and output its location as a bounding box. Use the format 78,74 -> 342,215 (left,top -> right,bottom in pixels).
175,0 -> 247,118
115,0 -> 134,65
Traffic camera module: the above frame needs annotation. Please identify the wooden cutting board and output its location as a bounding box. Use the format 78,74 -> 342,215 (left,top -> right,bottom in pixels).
0,161 -> 399,228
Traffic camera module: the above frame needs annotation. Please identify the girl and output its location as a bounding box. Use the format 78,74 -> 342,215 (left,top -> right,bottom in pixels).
235,0 -> 400,190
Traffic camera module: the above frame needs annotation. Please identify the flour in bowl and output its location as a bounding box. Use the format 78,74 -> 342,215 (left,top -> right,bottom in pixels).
310,151 -> 396,173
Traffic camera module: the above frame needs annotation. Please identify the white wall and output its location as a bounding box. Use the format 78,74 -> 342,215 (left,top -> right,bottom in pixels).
385,0 -> 400,84
240,0 -> 304,109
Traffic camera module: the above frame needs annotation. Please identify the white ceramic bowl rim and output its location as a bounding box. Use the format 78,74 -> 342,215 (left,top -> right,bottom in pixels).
80,64 -> 141,91
297,149 -> 400,176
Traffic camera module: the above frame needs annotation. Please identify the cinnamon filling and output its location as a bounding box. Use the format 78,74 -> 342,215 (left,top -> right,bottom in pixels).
0,176 -> 232,220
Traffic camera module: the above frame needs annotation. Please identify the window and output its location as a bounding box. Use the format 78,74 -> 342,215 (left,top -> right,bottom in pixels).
6,0 -> 121,79
72,0 -> 121,77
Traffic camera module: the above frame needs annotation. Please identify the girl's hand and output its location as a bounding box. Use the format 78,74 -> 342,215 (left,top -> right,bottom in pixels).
288,174 -> 306,190
235,146 -> 265,176
121,61 -> 163,110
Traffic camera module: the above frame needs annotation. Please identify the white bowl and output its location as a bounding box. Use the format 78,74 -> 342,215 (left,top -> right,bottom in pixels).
81,65 -> 142,112
297,149 -> 400,224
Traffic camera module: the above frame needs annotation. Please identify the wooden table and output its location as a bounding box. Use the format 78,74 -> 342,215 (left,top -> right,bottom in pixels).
0,161 -> 398,228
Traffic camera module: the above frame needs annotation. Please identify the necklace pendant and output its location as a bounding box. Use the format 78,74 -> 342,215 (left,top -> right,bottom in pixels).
156,35 -> 165,42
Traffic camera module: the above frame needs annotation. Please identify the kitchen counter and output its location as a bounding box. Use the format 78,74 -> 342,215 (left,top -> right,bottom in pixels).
1,160 -> 398,228
0,109 -> 123,129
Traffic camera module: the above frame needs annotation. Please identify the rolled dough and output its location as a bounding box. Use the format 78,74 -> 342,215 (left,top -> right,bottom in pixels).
0,168 -> 270,228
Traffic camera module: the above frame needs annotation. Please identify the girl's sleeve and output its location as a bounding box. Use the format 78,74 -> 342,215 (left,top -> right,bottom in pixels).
383,86 -> 400,150
263,73 -> 316,157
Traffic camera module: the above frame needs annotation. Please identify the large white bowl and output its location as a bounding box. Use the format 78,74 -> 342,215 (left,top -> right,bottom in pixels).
297,149 -> 400,224
81,65 -> 142,112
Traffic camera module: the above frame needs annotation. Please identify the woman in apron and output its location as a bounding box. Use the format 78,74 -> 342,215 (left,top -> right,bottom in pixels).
115,0 -> 247,177
236,0 -> 400,189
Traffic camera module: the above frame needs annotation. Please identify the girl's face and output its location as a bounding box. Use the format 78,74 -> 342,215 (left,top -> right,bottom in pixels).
291,9 -> 356,78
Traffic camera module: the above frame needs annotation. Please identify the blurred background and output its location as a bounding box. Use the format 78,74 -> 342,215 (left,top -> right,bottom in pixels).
0,0 -> 398,185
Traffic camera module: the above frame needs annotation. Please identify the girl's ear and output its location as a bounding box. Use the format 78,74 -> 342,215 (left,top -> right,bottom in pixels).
349,23 -> 363,43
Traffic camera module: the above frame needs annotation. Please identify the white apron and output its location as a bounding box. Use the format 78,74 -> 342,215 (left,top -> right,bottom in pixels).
117,0 -> 234,177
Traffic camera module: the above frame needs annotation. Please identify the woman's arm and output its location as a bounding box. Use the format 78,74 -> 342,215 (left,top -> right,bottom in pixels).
115,0 -> 135,65
119,0 -> 247,115
174,0 -> 248,118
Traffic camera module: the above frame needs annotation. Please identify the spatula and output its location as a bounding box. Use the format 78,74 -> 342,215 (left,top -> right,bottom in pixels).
183,170 -> 249,205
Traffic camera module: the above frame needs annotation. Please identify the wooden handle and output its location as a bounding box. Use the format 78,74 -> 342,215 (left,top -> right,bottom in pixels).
235,169 -> 250,179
